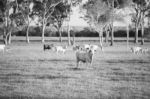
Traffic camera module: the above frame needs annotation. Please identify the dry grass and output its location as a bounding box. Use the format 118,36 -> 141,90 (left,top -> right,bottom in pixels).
0,42 -> 150,99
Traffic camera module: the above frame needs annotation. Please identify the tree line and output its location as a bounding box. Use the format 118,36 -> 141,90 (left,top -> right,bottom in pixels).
0,0 -> 150,47
81,0 -> 150,48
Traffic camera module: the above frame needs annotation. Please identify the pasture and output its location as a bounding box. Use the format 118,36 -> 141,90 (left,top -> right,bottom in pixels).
0,38 -> 150,99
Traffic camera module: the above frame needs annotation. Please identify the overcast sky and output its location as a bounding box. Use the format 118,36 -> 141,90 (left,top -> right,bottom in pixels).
69,6 -> 88,26
62,0 -> 88,27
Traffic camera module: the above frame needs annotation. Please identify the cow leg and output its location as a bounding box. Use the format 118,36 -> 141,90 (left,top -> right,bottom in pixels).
76,61 -> 79,69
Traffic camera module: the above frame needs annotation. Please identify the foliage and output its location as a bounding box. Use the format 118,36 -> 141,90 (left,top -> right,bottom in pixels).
51,2 -> 69,29
82,0 -> 112,32
132,0 -> 150,27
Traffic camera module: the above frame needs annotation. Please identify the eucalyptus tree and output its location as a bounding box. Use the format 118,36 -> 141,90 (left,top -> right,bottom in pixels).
65,0 -> 82,45
81,0 -> 131,48
15,0 -> 36,43
32,0 -> 62,43
132,0 -> 150,45
8,13 -> 23,44
0,0 -> 17,45
102,0 -> 132,46
51,2 -> 69,42
115,8 -> 133,48
82,0 -> 112,49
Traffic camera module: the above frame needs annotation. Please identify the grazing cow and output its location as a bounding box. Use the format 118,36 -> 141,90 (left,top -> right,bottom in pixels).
130,46 -> 142,54
0,44 -> 5,53
43,44 -> 54,51
141,48 -> 149,54
55,46 -> 67,54
76,49 -> 95,68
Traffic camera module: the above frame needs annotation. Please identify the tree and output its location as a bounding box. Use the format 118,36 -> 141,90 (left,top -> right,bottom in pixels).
32,0 -> 62,43
15,0 -> 35,43
132,0 -> 150,45
65,0 -> 82,45
52,2 -> 69,42
102,0 -> 132,46
82,0 -> 112,49
0,0 -> 17,45
118,10 -> 132,48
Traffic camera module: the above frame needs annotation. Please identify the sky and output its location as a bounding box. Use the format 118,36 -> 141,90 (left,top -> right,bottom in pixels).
69,6 -> 88,27
63,0 -> 89,27
64,0 -> 88,26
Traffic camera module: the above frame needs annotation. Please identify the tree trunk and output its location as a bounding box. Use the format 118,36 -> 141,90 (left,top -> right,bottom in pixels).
110,0 -> 114,46
110,25 -> 114,46
67,0 -> 72,46
42,24 -> 46,43
135,26 -> 138,43
105,30 -> 109,43
141,23 -> 144,45
3,28 -> 7,45
148,17 -> 150,27
126,25 -> 129,49
67,18 -> 71,46
73,34 -> 75,45
99,29 -> 103,50
105,31 -> 107,43
26,25 -> 30,43
59,27 -> 62,42
8,31 -> 12,44
3,35 -> 8,45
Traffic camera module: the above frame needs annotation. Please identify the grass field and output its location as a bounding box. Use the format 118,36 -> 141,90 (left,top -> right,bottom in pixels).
0,39 -> 150,99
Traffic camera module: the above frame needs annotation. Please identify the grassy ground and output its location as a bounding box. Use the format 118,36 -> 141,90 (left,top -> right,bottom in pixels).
0,41 -> 150,99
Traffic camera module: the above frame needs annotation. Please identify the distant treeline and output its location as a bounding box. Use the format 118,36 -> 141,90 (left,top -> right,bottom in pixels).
13,26 -> 150,37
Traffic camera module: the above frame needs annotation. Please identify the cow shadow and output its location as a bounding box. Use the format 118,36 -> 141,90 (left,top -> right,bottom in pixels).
68,67 -> 85,71
38,59 -> 74,62
0,73 -> 75,80
35,74 -> 74,80
106,59 -> 150,64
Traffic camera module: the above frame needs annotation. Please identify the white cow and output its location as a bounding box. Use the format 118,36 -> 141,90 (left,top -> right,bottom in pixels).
130,46 -> 142,54
141,48 -> 149,54
55,46 -> 67,54
0,44 -> 5,53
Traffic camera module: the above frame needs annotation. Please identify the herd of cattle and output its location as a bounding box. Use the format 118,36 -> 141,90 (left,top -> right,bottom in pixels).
130,46 -> 149,54
43,43 -> 149,68
43,43 -> 99,68
0,43 -> 149,68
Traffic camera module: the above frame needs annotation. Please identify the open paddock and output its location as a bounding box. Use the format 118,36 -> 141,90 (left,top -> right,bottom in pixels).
0,40 -> 150,99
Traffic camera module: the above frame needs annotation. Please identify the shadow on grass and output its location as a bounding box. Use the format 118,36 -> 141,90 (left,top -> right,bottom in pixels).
107,72 -> 150,82
106,59 -> 150,64
38,59 -> 74,62
68,67 -> 85,71
0,96 -> 58,99
19,59 -> 74,63
0,73 -> 75,81
35,74 -> 74,79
